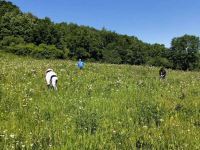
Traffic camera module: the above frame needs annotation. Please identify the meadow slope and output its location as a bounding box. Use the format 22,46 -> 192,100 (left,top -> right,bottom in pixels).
0,51 -> 200,150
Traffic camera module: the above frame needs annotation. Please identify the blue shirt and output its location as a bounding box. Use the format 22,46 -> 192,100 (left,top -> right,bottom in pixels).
77,61 -> 84,69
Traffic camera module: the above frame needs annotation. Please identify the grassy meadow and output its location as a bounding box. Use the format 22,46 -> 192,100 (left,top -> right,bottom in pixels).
0,51 -> 200,150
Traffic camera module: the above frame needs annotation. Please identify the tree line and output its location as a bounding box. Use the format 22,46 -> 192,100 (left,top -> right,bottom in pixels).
0,0 -> 200,70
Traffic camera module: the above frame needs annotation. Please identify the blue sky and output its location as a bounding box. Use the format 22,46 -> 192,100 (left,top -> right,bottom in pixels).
9,0 -> 200,47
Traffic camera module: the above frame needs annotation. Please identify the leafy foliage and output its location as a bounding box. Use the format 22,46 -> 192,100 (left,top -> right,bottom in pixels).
169,35 -> 200,70
0,1 -> 200,70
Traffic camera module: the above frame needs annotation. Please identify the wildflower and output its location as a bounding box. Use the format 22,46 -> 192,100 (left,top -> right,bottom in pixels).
60,69 -> 65,72
10,134 -> 15,138
3,130 -> 7,133
160,119 -> 164,122
79,106 -> 83,110
143,126 -> 148,129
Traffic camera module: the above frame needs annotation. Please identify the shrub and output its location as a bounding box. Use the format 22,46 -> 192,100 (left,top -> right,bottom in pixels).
3,43 -> 65,59
147,56 -> 173,68
8,43 -> 35,56
0,36 -> 25,47
36,44 -> 63,59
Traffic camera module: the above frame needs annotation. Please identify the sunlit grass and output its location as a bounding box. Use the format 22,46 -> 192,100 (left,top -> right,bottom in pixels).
0,51 -> 200,149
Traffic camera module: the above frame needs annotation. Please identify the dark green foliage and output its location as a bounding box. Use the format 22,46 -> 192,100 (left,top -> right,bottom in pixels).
147,56 -> 173,68
0,36 -> 25,47
5,43 -> 65,59
102,43 -> 122,64
126,49 -> 146,65
0,12 -> 37,42
0,1 -> 200,70
0,0 -> 20,17
169,35 -> 200,70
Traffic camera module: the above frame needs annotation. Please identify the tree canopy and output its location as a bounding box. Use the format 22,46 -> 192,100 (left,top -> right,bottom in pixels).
0,0 -> 200,70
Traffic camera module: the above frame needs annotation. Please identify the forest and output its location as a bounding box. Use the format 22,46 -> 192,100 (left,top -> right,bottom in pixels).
0,0 -> 200,70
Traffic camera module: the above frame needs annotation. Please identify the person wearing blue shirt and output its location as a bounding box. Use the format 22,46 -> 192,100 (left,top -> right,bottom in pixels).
77,59 -> 84,69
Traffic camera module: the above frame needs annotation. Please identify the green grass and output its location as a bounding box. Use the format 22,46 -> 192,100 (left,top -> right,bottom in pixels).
0,51 -> 200,150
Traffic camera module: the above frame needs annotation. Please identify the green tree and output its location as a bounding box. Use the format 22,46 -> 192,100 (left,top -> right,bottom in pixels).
126,42 -> 147,65
102,43 -> 122,64
0,0 -> 20,18
169,35 -> 200,70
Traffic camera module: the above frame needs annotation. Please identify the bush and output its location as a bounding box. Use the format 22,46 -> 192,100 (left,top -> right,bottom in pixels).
36,44 -> 63,59
4,43 -> 65,59
147,56 -> 173,68
8,43 -> 35,56
0,36 -> 25,47
103,50 -> 122,64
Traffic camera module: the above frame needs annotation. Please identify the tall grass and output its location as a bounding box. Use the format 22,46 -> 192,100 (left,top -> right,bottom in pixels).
0,51 -> 200,149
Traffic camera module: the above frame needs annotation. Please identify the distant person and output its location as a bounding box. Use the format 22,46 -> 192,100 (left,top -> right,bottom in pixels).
45,68 -> 58,90
159,67 -> 166,79
77,59 -> 85,70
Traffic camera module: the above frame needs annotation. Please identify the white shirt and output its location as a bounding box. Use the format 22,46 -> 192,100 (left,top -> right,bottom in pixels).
46,71 -> 57,85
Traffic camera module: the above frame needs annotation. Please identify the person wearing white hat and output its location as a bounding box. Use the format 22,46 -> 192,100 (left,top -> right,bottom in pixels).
45,68 -> 58,90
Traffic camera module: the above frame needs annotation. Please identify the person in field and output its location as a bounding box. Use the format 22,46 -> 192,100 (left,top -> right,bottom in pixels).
45,68 -> 58,90
77,59 -> 85,70
159,67 -> 166,79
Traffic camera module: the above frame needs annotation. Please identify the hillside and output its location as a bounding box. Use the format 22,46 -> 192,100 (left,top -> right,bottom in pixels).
0,51 -> 200,149
1,1 -> 200,71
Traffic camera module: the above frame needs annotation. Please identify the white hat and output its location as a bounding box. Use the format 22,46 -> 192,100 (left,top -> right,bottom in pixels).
46,68 -> 53,73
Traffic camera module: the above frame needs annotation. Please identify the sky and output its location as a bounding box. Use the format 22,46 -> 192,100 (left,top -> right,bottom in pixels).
8,0 -> 200,47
